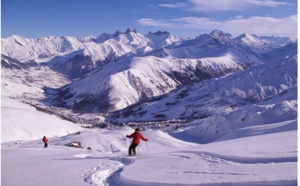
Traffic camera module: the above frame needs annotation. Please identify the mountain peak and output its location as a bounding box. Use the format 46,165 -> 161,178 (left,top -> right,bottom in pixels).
125,28 -> 132,33
210,30 -> 224,37
235,33 -> 259,41
113,28 -> 140,36
209,30 -> 232,38
114,30 -> 122,36
148,31 -> 171,36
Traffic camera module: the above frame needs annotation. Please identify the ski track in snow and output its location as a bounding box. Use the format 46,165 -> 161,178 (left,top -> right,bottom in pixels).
83,160 -> 124,186
72,150 -> 297,186
2,140 -> 297,186
74,153 -> 134,186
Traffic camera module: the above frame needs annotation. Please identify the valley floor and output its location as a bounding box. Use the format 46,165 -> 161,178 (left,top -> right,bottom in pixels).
2,120 -> 297,186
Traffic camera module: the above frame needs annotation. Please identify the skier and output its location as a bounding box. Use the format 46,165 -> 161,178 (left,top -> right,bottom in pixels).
126,128 -> 148,156
43,136 -> 48,148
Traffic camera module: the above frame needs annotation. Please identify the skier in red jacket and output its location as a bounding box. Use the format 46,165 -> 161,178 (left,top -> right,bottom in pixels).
43,136 -> 48,148
126,128 -> 148,156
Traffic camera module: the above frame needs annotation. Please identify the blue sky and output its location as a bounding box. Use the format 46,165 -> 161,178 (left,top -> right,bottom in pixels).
1,0 -> 298,39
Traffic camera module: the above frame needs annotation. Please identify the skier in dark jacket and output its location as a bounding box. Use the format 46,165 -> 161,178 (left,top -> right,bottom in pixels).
126,128 -> 148,156
43,136 -> 48,148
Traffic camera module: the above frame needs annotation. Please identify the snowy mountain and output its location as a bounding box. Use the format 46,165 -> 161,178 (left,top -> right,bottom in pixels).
1,29 -> 297,126
234,33 -> 291,54
1,54 -> 38,70
112,42 -> 297,118
110,42 -> 297,142
42,30 -> 295,115
1,29 -> 182,78
1,29 -> 297,185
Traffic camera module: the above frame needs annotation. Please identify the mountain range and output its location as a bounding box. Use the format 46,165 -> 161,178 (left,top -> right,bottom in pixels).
1,29 -> 297,138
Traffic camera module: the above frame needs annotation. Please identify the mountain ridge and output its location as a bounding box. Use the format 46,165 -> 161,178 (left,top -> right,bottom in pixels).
1,29 -> 297,129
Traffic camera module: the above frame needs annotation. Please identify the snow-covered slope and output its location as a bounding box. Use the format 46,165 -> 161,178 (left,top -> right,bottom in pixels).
1,29 -> 297,186
109,41 -> 296,116
2,99 -> 297,185
55,53 -> 247,113
1,58 -> 70,99
1,35 -> 85,62
1,29 -> 182,63
1,96 -> 84,143
234,33 -> 291,54
1,89 -> 297,185
149,30 -> 235,59
145,30 -> 182,48
1,29 -> 182,78
1,29 -> 297,124
45,30 -> 282,113
234,33 -> 272,53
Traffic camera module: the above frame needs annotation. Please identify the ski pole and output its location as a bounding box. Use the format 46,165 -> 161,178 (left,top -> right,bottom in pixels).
146,140 -> 148,151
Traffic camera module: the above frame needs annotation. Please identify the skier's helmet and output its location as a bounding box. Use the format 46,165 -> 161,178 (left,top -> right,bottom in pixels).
135,128 -> 140,132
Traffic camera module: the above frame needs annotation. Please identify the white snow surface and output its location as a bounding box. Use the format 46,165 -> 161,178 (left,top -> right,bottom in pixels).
1,30 -> 297,185
1,96 -> 84,143
1,96 -> 297,186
